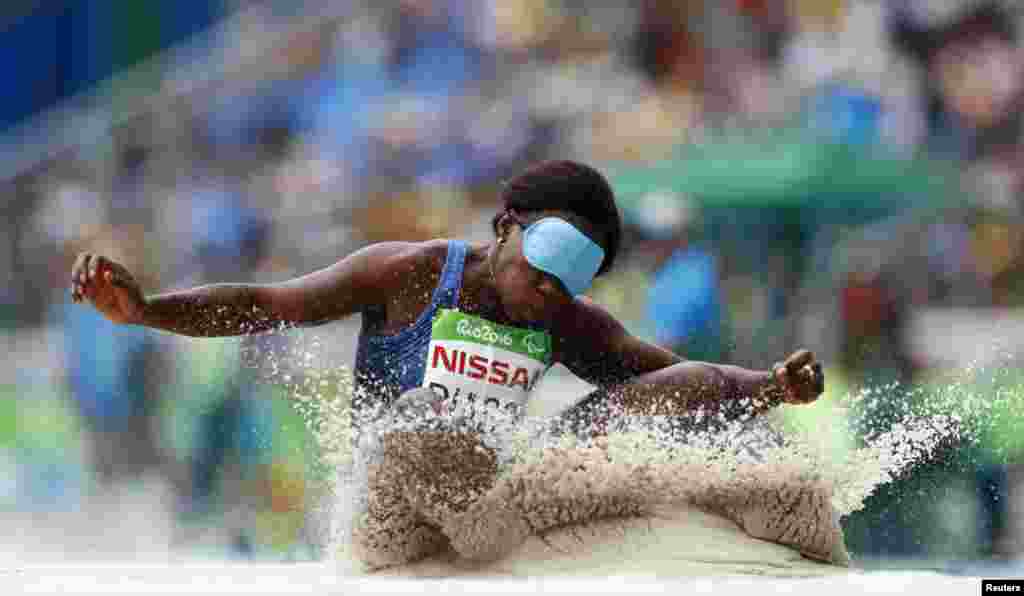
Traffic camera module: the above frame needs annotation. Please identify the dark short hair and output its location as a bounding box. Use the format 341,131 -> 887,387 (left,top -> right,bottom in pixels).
492,160 -> 621,276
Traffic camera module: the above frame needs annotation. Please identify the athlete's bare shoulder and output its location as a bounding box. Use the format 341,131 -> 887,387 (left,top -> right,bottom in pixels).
560,295 -> 625,343
357,239 -> 451,292
331,239 -> 454,330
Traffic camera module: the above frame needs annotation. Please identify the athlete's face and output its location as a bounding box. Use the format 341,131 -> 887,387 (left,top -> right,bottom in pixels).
491,210 -> 603,324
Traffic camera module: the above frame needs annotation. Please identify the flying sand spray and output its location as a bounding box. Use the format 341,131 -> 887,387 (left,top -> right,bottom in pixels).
241,324 -> 1020,573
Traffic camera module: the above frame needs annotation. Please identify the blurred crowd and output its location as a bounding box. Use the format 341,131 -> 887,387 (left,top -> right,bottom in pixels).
2,0 -> 1024,564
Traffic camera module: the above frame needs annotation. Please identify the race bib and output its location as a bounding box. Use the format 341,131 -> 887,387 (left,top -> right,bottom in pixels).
423,308 -> 552,416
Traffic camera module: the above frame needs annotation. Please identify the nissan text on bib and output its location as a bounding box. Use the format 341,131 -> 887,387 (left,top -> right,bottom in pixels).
423,309 -> 552,417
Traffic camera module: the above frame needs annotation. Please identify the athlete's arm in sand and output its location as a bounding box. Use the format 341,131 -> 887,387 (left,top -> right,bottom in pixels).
69,243 -> 417,337
556,297 -> 823,416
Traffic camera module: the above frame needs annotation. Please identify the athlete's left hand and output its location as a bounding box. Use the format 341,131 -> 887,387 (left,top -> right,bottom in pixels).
771,349 -> 824,405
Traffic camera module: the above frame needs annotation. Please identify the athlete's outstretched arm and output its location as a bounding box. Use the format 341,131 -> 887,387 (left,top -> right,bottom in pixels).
555,298 -> 824,418
70,243 -> 411,337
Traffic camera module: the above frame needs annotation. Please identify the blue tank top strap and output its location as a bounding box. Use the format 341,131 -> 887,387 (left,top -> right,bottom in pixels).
434,239 -> 467,311
352,240 -> 469,421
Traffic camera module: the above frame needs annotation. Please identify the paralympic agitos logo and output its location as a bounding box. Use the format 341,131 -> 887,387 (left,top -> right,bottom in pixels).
523,332 -> 546,356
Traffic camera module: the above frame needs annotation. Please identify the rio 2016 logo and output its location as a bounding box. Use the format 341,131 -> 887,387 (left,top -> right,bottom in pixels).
456,318 -> 514,347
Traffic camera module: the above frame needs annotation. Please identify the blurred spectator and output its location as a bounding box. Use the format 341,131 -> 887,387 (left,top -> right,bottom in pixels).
387,0 -> 485,99
960,155 -> 1024,306
159,161 -> 280,556
838,263 -> 917,387
890,1 -> 1024,160
53,223 -> 171,489
300,15 -> 395,195
109,138 -> 160,228
1008,466 -> 1024,556
631,191 -> 728,362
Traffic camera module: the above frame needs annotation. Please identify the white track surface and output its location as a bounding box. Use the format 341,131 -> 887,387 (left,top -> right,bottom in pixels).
4,565 -> 975,595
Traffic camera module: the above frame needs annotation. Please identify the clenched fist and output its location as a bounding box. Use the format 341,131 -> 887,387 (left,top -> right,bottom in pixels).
771,349 -> 825,405
70,253 -> 146,325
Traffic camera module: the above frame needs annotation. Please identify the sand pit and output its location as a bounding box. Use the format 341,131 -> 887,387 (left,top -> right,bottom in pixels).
337,411 -> 851,577
337,502 -> 848,578
284,373 -> 967,580
239,340 -> 971,580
